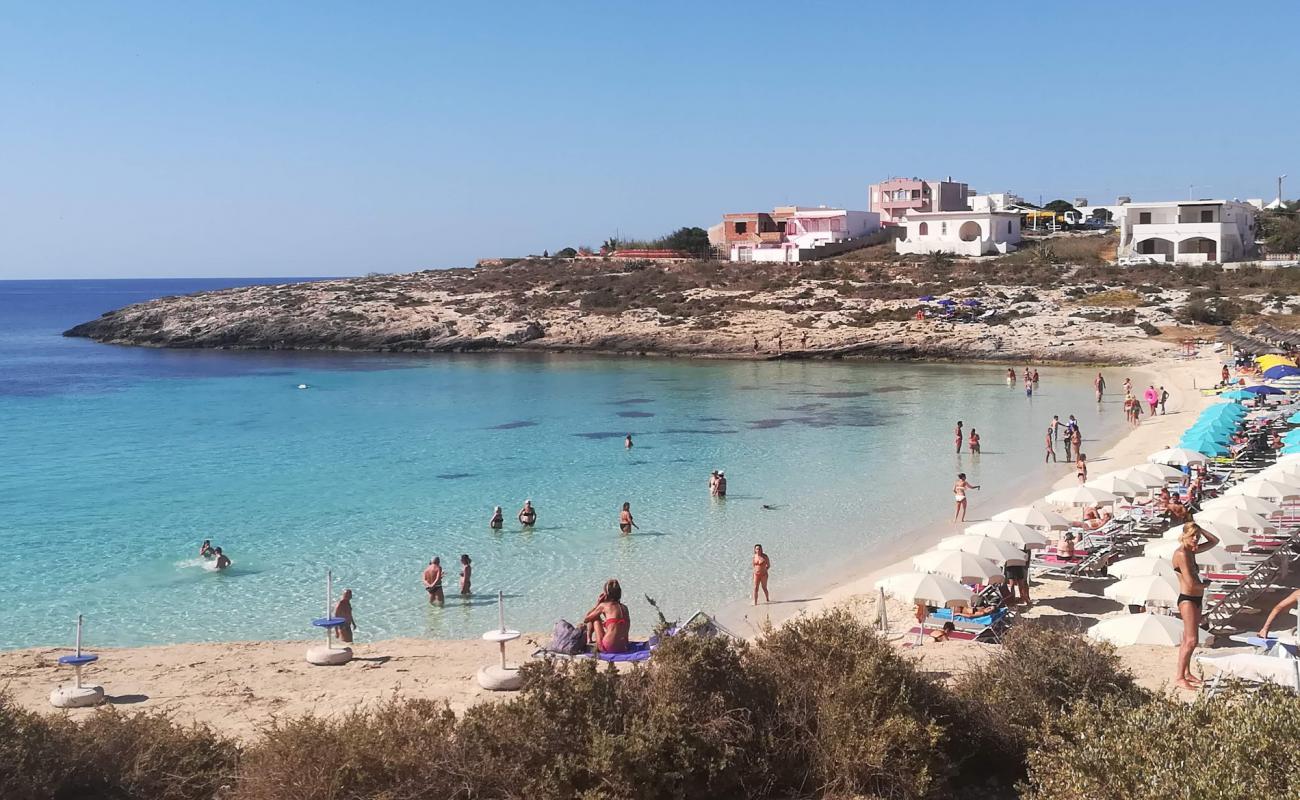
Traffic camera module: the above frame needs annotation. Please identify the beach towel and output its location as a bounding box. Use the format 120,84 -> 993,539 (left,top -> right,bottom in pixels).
594,640 -> 654,662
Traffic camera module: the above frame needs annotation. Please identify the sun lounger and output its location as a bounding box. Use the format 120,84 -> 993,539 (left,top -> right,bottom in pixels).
1197,653 -> 1300,696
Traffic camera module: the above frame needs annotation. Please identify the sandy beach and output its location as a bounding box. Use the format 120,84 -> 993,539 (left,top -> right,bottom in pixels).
4,347 -> 1294,737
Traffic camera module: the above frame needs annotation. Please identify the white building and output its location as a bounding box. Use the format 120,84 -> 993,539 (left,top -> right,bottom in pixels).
895,210 -> 1021,257
967,192 -> 1025,212
1116,200 -> 1258,264
730,207 -> 879,263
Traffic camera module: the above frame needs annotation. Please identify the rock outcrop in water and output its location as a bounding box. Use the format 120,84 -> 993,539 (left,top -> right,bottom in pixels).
65,258 -> 1179,363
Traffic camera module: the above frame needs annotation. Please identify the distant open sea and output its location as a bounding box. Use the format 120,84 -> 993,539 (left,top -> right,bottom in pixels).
0,279 -> 1130,648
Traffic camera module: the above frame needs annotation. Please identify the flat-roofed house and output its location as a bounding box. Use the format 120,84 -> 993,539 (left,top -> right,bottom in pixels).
869,177 -> 970,226
1116,200 -> 1258,264
895,210 -> 1021,256
726,206 -> 880,263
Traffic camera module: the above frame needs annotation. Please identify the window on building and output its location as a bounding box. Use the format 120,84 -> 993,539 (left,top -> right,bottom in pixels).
911,190 -> 921,199
1201,210 -> 1213,223
1006,221 -> 1012,234
940,222 -> 948,235
918,222 -> 929,236
1139,212 -> 1152,225
735,221 -> 748,234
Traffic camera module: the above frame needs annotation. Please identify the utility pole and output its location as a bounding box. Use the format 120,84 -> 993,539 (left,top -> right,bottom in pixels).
1280,174 -> 1288,206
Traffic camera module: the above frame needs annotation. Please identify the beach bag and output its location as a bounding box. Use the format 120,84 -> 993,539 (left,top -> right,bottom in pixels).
549,619 -> 587,655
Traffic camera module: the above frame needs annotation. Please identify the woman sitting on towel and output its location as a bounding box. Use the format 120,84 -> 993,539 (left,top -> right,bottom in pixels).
583,578 -> 630,654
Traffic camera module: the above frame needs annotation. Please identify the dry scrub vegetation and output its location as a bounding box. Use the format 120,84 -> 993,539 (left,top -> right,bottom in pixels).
3,614 -> 1297,800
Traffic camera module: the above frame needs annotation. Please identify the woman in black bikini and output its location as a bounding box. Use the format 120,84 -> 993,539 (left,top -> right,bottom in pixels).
517,500 -> 536,527
1172,520 -> 1219,690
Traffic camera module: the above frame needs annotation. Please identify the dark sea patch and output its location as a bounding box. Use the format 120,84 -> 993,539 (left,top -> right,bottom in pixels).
661,428 -> 740,435
488,420 -> 539,430
436,472 -> 474,480
805,390 -> 874,399
607,398 -> 654,405
777,402 -> 832,412
871,386 -> 917,393
697,416 -> 729,422
749,407 -> 886,429
617,410 -> 655,418
572,431 -> 631,440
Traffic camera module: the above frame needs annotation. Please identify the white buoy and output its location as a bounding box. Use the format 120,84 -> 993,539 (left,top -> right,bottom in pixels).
306,569 -> 352,666
50,614 -> 105,708
477,590 -> 522,690
297,384 -> 309,390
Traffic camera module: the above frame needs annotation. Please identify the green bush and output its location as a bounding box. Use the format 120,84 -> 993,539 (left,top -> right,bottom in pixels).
1025,686 -> 1300,799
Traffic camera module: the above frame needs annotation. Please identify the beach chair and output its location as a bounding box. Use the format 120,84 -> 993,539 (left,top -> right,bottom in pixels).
1197,652 -> 1300,697
925,606 -> 1013,643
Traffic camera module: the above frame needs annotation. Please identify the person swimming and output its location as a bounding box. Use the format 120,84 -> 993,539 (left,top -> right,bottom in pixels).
212,547 -> 231,570
625,433 -> 633,449
517,500 -> 536,527
199,540 -> 215,559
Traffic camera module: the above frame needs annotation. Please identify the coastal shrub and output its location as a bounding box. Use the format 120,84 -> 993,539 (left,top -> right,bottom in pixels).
1025,686 -> 1300,800
234,699 -> 457,800
1177,297 -> 1242,325
951,626 -> 1149,787
748,610 -> 958,799
0,695 -> 238,800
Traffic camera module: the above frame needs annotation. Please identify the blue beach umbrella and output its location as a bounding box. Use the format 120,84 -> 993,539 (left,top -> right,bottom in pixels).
1287,410 -> 1300,424
918,295 -> 935,302
1220,390 -> 1254,401
1245,385 -> 1285,396
1186,423 -> 1236,439
1181,429 -> 1231,445
937,298 -> 956,306
1281,429 -> 1300,442
1181,439 -> 1230,456
1264,365 -> 1300,379
962,299 -> 982,307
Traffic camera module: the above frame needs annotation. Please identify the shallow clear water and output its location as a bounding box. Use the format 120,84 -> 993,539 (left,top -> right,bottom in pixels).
1,280 -> 1129,648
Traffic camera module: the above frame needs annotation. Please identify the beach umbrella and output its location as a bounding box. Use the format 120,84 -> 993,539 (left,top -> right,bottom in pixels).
992,506 -> 1071,530
910,549 -> 1003,583
1045,486 -> 1121,506
1199,494 -> 1282,517
1268,376 -> 1300,390
936,535 -> 1027,565
1257,354 -> 1296,370
1104,575 -> 1182,607
1144,539 -> 1181,558
1193,546 -> 1237,570
965,519 -> 1049,549
1251,466 -> 1300,486
1185,420 -> 1237,436
1160,522 -> 1251,550
1149,448 -> 1209,466
918,295 -> 935,302
1263,365 -> 1300,379
1224,478 -> 1300,501
1108,556 -> 1178,580
1111,467 -> 1167,489
1193,507 -> 1278,534
1086,474 -> 1147,497
1176,439 -> 1230,457
1088,613 -> 1211,647
1132,462 -> 1189,482
961,298 -> 981,307
936,298 -> 956,306
876,572 -> 973,608
1220,390 -> 1254,401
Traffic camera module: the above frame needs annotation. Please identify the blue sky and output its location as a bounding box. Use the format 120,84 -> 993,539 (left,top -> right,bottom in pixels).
2,2 -> 1296,279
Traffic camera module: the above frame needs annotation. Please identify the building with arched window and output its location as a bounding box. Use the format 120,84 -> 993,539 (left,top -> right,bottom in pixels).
895,210 -> 1021,256
1115,200 -> 1257,264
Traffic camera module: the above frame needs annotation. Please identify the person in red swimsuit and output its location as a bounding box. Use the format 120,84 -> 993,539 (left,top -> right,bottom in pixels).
583,579 -> 630,653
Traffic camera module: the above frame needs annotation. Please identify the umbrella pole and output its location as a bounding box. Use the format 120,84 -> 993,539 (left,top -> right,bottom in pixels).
877,587 -> 889,633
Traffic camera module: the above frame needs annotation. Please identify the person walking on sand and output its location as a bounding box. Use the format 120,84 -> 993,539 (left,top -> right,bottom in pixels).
954,420 -> 964,454
968,428 -> 981,455
1173,521 -> 1219,690
752,544 -> 771,605
1122,377 -> 1132,396
333,589 -> 355,643
1094,372 -> 1106,402
422,557 -> 445,606
625,433 -> 633,449
1159,385 -> 1169,414
1045,427 -> 1057,463
489,506 -> 504,530
458,554 -> 472,596
517,500 -> 537,527
1075,453 -> 1088,484
953,473 -> 980,522
619,502 -> 638,535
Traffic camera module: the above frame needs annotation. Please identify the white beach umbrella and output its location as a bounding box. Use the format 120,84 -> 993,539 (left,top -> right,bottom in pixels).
1132,462 -> 1189,482
1224,478 -> 1300,502
1045,485 -> 1121,507
1108,556 -> 1178,580
910,549 -> 1003,583
1160,522 -> 1251,550
1243,469 -> 1300,489
1104,575 -> 1182,607
1086,474 -> 1147,497
936,535 -> 1027,565
875,571 -> 973,608
1258,461 -> 1300,480
992,506 -> 1070,530
965,519 -> 1050,549
1144,539 -> 1181,559
1149,448 -> 1209,466
1088,613 -> 1211,647
1193,507 -> 1278,534
1193,546 -> 1237,570
1112,467 -> 1167,489
1199,494 -> 1282,517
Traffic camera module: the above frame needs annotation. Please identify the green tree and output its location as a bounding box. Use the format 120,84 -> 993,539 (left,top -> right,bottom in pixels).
1044,199 -> 1076,214
1259,208 -> 1300,254
554,247 -> 578,259
1091,207 -> 1114,222
661,226 -> 711,257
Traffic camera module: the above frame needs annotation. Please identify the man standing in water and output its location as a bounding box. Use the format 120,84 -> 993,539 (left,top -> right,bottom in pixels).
954,420 -> 964,454
422,557 -> 444,606
1094,372 -> 1106,402
953,473 -> 980,522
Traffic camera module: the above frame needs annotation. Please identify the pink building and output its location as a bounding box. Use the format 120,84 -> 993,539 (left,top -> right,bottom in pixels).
868,177 -> 970,226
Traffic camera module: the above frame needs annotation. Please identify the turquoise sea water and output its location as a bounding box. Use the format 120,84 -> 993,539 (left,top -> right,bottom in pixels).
1,280 -> 1130,648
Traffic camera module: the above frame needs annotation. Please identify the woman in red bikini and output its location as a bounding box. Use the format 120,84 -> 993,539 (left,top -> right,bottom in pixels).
583,578 -> 630,654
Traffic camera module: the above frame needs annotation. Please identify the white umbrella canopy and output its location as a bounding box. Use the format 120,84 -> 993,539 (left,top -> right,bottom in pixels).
1193,546 -> 1237,570
1104,575 -> 1182,607
875,571 -> 973,608
1199,494 -> 1282,517
965,519 -> 1050,549
1132,462 -> 1189,482
1257,462 -> 1300,481
1086,474 -> 1148,497
1144,539 -> 1180,559
1193,507 -> 1278,534
1149,448 -> 1209,466
992,506 -> 1071,530
911,549 -> 1003,583
936,535 -> 1027,565
1088,613 -> 1211,647
1224,479 -> 1300,501
1244,469 -> 1300,489
1111,467 -> 1167,489
1160,522 -> 1251,550
1045,485 -> 1121,506
1108,556 -> 1178,580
